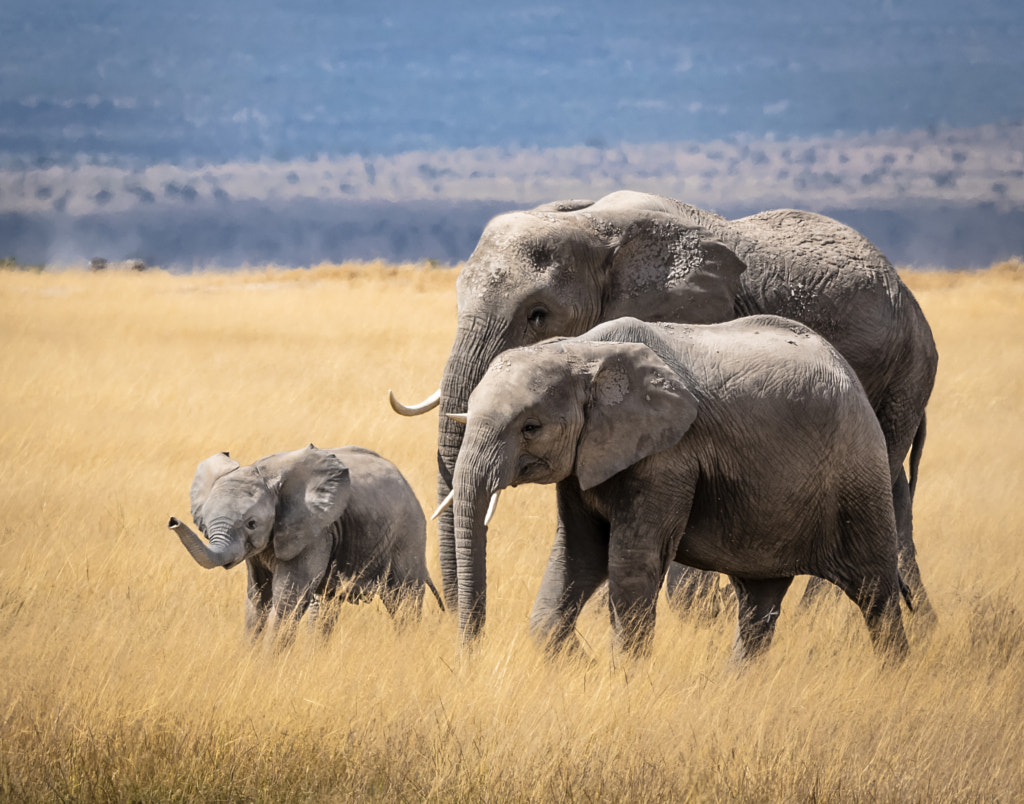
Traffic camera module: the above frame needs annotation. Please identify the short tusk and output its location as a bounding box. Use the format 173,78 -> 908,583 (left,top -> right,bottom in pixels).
484,490 -> 501,526
389,389 -> 441,416
446,412 -> 468,424
431,489 -> 455,520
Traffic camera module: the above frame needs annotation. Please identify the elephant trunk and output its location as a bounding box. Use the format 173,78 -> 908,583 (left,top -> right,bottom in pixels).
168,517 -> 242,570
436,317 -> 509,612
451,421 -> 508,642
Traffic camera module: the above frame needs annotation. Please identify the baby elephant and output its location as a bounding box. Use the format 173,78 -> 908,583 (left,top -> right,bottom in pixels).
169,444 -> 443,641
448,316 -> 910,662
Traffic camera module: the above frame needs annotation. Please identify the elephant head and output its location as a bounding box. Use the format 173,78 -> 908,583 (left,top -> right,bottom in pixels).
169,444 -> 352,570
449,335 -> 699,641
391,191 -> 745,611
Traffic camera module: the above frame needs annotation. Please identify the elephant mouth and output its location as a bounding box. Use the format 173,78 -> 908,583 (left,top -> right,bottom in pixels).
514,455 -> 549,486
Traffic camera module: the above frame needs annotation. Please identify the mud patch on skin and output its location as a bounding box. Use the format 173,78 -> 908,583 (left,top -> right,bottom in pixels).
593,364 -> 630,404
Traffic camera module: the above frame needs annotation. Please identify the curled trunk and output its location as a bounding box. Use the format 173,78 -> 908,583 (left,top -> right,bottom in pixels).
168,517 -> 242,570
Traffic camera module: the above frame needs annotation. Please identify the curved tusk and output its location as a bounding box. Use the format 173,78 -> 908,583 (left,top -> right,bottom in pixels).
484,490 -> 501,526
389,388 -> 441,416
431,489 -> 455,520
446,412 -> 469,425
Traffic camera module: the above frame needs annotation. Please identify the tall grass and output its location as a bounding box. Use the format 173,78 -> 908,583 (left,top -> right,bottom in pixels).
1,260 -> 1022,801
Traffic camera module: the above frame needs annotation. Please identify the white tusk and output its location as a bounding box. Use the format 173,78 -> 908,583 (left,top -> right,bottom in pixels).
389,388 -> 441,416
446,412 -> 469,424
431,489 -> 455,520
484,490 -> 501,526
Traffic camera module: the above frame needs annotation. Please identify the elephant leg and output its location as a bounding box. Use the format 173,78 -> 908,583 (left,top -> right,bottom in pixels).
381,571 -> 426,622
606,531 -> 673,658
664,561 -> 722,619
836,576 -> 909,662
729,576 -> 793,662
267,553 -> 327,647
308,592 -> 343,639
245,561 -> 274,642
798,574 -> 843,607
893,467 -> 937,632
530,486 -> 610,653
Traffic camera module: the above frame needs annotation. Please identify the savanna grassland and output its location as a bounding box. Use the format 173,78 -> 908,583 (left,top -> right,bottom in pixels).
0,259 -> 1022,802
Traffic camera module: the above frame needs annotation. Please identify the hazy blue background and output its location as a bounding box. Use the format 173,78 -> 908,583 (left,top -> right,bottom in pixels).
1,0 -> 1022,268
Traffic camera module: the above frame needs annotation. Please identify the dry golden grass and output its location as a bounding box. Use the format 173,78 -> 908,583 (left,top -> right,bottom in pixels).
1,259 -> 1022,802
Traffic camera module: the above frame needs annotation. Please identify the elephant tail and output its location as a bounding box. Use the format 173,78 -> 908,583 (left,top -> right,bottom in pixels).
425,576 -> 446,612
908,413 -> 927,499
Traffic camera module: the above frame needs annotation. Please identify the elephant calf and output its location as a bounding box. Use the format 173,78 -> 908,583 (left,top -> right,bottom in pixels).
169,444 -> 443,641
447,316 -> 910,662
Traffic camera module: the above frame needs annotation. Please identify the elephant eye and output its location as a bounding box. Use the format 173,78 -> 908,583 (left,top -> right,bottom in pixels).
522,420 -> 542,438
246,519 -> 257,531
527,308 -> 547,328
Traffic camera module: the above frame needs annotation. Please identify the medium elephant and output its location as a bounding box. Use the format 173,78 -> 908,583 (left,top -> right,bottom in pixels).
448,316 -> 910,662
391,191 -> 937,624
168,444 -> 443,641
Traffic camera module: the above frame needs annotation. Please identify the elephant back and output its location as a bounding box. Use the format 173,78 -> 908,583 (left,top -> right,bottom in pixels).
327,446 -> 427,582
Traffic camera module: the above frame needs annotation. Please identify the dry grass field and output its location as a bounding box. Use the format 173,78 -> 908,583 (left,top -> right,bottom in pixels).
1,258 -> 1022,802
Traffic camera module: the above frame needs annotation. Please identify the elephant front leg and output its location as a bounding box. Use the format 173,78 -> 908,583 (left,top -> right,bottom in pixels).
245,560 -> 274,642
267,549 -> 329,647
606,531 -> 674,657
529,484 -> 610,653
607,471 -> 698,656
729,576 -> 793,662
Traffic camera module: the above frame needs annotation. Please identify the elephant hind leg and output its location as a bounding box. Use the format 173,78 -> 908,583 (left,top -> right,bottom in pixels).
381,571 -> 427,622
797,574 -> 843,608
892,468 -> 938,634
729,576 -> 793,662
839,579 -> 909,662
664,562 -> 724,620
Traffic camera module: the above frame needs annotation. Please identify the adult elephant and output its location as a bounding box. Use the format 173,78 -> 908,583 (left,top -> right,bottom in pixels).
391,191 -> 937,623
449,316 -> 910,660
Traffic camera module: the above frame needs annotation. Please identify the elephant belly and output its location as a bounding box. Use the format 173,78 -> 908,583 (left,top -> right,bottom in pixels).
674,497 -> 819,579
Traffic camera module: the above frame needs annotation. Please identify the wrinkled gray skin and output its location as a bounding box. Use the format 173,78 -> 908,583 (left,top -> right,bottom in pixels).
452,317 -> 909,662
169,445 -> 442,642
397,191 -> 937,625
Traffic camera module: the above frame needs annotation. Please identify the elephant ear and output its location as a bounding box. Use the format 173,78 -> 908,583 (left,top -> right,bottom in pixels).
271,446 -> 352,562
190,452 -> 240,533
603,215 -> 746,325
575,342 -> 699,491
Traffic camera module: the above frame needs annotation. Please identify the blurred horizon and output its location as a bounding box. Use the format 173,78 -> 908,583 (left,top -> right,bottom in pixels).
1,1 -> 1022,268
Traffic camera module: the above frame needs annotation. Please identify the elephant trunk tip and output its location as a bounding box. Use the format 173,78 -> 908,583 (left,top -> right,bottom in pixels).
168,516 -> 182,529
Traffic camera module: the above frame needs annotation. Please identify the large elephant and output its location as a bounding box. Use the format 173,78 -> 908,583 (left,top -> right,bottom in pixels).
448,316 -> 910,661
391,191 -> 937,623
168,444 -> 443,642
